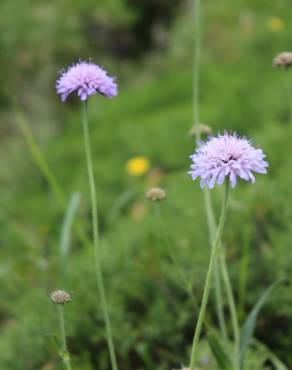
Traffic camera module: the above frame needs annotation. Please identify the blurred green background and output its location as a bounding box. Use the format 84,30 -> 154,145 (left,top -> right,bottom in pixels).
1,0 -> 292,369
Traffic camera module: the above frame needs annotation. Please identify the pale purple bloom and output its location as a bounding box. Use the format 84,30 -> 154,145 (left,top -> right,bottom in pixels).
56,61 -> 118,102
189,133 -> 268,189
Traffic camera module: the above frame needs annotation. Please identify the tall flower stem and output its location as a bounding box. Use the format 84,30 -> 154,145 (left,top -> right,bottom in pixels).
57,305 -> 72,370
189,182 -> 229,370
205,189 -> 240,368
284,69 -> 292,124
192,0 -> 227,340
219,251 -> 240,369
154,203 -> 195,298
203,189 -> 228,342
82,101 -> 118,370
193,0 -> 201,128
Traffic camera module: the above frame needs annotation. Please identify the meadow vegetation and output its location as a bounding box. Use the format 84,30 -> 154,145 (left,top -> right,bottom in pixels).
0,0 -> 292,369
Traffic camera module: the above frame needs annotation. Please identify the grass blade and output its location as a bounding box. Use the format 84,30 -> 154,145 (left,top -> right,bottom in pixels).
59,192 -> 81,286
14,104 -> 66,207
254,339 -> 289,370
207,332 -> 234,370
239,278 -> 284,370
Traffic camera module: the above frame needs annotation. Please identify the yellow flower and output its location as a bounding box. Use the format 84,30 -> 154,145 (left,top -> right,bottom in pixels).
268,17 -> 284,32
126,156 -> 150,176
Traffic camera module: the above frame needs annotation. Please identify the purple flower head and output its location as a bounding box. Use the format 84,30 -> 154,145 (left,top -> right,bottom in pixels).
189,132 -> 268,189
56,61 -> 118,102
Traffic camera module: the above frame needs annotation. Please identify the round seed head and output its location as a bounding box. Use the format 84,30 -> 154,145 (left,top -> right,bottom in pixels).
273,52 -> 292,68
146,187 -> 166,201
50,290 -> 71,305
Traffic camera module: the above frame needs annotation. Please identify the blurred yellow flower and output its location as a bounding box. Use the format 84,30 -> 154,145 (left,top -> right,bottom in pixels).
268,17 -> 284,32
126,156 -> 150,176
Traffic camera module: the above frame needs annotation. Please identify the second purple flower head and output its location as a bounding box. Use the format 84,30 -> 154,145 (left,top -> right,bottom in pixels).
189,132 -> 268,189
56,60 -> 118,102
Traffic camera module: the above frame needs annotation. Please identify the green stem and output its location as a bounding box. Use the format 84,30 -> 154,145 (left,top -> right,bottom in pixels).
14,107 -> 65,207
284,69 -> 292,124
189,182 -> 229,370
238,230 -> 251,320
14,105 -> 94,254
193,0 -> 201,135
205,188 -> 240,367
57,305 -> 72,370
219,251 -> 240,369
82,101 -> 118,370
214,258 -> 228,340
203,188 -> 228,341
154,203 -> 195,299
192,0 -> 228,341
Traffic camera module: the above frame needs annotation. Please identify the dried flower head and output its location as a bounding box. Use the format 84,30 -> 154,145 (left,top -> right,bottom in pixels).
146,187 -> 166,201
56,61 -> 118,102
50,290 -> 71,305
273,52 -> 292,69
189,123 -> 212,138
126,156 -> 150,176
189,132 -> 268,189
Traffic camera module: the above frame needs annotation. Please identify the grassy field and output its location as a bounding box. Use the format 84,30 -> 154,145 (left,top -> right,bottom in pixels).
1,0 -> 292,369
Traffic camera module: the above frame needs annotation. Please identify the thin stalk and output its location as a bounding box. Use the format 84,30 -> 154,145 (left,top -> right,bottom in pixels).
203,188 -> 228,341
14,107 -> 65,206
82,101 -> 118,370
284,69 -> 292,124
153,204 -> 219,328
238,226 -> 251,320
192,0 -> 227,339
154,203 -> 195,299
57,305 -> 72,370
193,0 -> 201,132
189,182 -> 229,370
219,252 -> 240,369
205,188 -> 240,367
14,105 -> 93,252
59,193 -> 80,287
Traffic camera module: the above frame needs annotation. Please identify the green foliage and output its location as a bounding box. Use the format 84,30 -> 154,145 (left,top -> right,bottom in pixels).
207,333 -> 233,370
59,192 -> 81,287
1,0 -> 292,370
239,278 -> 284,369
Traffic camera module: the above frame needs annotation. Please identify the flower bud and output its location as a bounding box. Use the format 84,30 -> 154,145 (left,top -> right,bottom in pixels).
50,290 -> 71,305
146,187 -> 166,201
273,52 -> 292,68
189,123 -> 212,137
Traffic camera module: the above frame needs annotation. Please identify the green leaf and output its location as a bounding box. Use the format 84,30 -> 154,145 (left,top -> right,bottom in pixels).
59,192 -> 81,286
239,278 -> 285,370
270,355 -> 289,370
44,333 -> 61,354
254,339 -> 289,370
208,332 -> 234,370
106,190 -> 134,224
